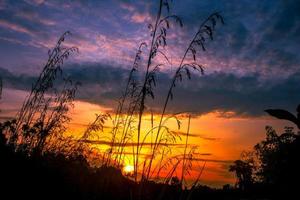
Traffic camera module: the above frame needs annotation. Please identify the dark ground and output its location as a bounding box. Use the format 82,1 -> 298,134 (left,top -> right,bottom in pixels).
0,131 -> 298,200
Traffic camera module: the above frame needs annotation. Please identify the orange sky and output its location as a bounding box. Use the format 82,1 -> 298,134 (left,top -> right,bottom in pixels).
0,88 -> 295,187
66,98 -> 294,187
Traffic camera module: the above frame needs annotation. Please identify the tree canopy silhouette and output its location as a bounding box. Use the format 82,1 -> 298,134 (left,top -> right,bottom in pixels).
229,159 -> 254,191
254,126 -> 300,191
230,125 -> 300,198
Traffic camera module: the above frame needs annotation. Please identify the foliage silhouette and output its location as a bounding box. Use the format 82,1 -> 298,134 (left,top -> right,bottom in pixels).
1,31 -> 80,156
1,128 -> 268,200
254,126 -> 300,194
265,104 -> 300,129
229,159 -> 254,191
230,125 -> 300,198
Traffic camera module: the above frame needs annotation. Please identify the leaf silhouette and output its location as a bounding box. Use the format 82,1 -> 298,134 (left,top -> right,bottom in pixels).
265,109 -> 300,128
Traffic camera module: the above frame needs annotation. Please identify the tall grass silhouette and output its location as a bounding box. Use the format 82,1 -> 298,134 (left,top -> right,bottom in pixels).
80,0 -> 225,186
103,0 -> 224,183
0,0 -> 224,193
2,31 -> 79,155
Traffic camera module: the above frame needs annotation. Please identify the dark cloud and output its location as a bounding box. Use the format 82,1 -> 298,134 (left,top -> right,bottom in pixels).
0,68 -> 36,90
162,72 -> 300,116
2,63 -> 300,117
81,139 -> 187,148
173,130 -> 219,140
64,63 -> 129,106
191,158 -> 234,164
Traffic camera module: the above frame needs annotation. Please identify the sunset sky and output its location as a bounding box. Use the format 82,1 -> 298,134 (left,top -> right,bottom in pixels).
0,0 -> 300,187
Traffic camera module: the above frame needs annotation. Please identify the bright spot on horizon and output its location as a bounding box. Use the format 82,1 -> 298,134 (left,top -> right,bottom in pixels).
123,165 -> 134,175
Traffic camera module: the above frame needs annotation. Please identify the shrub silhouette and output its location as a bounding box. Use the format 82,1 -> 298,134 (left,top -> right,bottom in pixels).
254,126 -> 300,195
230,125 -> 300,198
229,159 -> 254,190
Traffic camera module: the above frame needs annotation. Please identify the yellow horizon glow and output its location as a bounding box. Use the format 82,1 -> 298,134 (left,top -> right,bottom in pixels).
123,165 -> 134,174
62,100 -> 296,187
0,90 -> 295,188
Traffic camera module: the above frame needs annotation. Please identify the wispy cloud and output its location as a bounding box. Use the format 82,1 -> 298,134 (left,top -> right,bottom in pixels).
130,12 -> 152,24
0,19 -> 35,36
1,0 -> 299,79
192,158 -> 234,164
173,130 -> 219,140
81,139 -> 188,148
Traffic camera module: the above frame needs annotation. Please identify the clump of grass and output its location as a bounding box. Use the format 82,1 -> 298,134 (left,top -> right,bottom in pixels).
119,1 -> 224,183
133,0 -> 184,179
2,31 -> 79,155
82,0 -> 224,186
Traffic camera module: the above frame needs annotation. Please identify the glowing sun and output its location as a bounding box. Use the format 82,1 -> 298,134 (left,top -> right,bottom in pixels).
123,165 -> 134,175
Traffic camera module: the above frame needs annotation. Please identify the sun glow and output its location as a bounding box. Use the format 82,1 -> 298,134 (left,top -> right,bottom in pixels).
55,100 -> 286,187
123,165 -> 134,175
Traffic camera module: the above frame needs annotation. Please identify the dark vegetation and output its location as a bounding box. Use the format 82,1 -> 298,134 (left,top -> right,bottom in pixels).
0,0 -> 299,199
1,122 -> 299,200
229,106 -> 300,198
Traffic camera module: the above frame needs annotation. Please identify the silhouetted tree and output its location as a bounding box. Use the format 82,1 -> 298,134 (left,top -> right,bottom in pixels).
229,159 -> 254,190
254,126 -> 300,194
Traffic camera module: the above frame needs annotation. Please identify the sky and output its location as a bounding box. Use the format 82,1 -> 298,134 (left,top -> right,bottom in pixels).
0,0 -> 300,187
